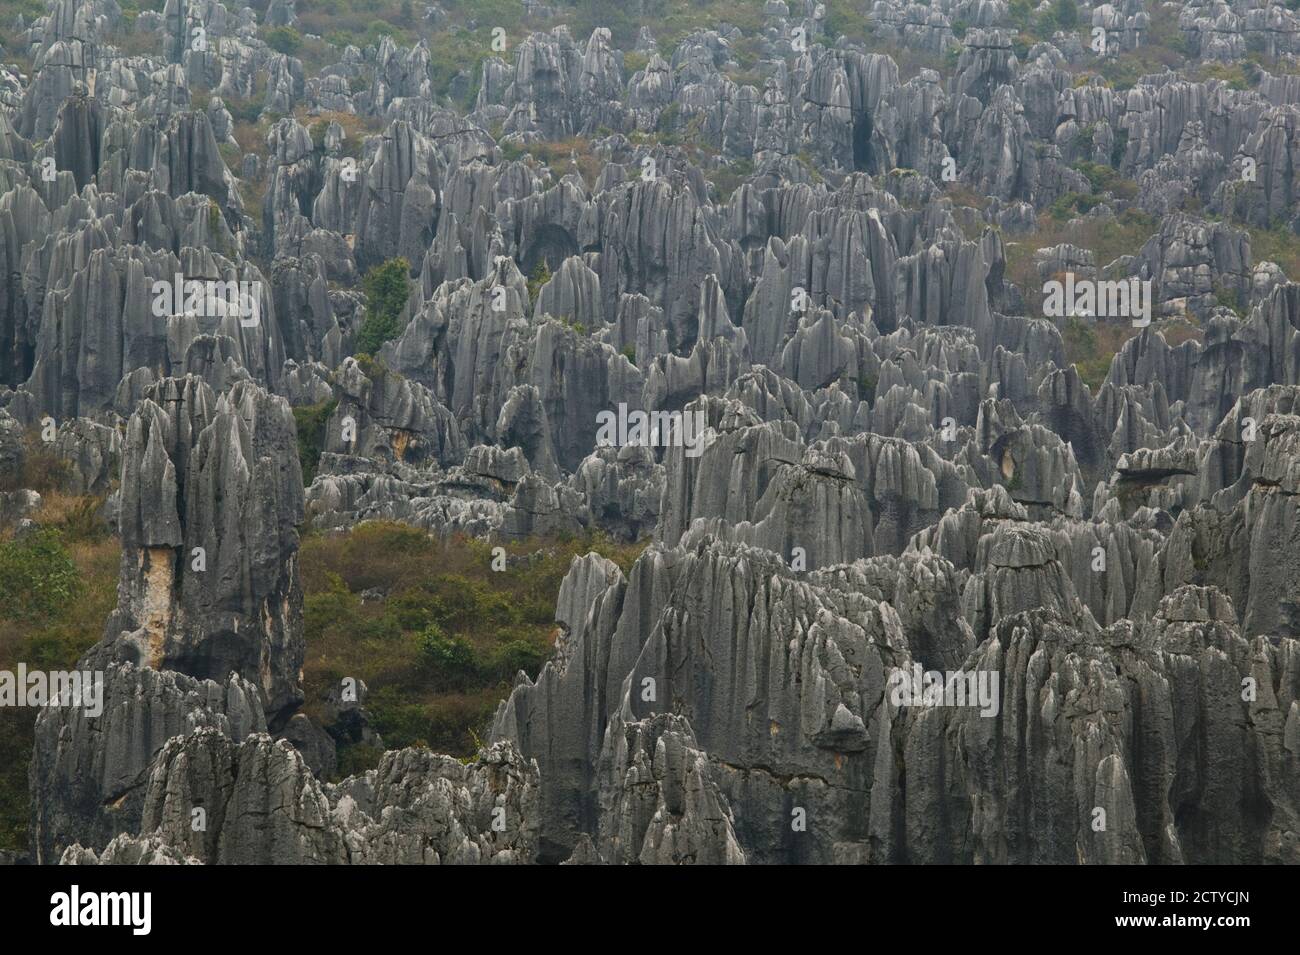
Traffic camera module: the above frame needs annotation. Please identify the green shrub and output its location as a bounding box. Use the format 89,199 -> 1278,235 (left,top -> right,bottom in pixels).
822,0 -> 875,43
0,529 -> 81,623
224,92 -> 266,125
1009,0 -> 1035,30
488,639 -> 547,681
858,373 -> 878,405
1214,283 -> 1243,315
355,258 -> 412,355
335,743 -> 384,778
304,572 -> 360,637
1110,129 -> 1129,169
293,399 -> 337,486
1049,191 -> 1103,221
308,119 -> 329,150
1051,0 -> 1078,30
422,692 -> 500,753
709,157 -> 754,201
0,709 -> 34,851
357,613 -> 403,643
526,261 -> 551,307
1074,126 -> 1095,156
428,575 -> 517,631
387,587 -> 448,631
418,625 -> 480,690
265,26 -> 303,55
1062,316 -> 1125,388
623,51 -> 649,75
656,102 -> 681,136
368,687 -> 429,748
364,20 -> 401,47
1074,161 -> 1137,200
568,0 -> 642,48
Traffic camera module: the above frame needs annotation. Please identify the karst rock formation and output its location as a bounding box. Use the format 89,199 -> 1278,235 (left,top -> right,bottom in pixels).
1,0 -> 1297,865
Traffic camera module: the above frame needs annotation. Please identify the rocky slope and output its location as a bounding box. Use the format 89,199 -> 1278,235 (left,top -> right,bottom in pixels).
2,0 -> 1298,863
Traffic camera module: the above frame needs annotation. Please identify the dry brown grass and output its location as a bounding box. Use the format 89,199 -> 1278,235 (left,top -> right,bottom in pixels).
30,492 -> 110,541
0,432 -> 69,494
232,118 -> 271,159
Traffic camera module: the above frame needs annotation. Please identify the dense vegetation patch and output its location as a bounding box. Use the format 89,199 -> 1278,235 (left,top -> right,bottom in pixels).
0,503 -> 647,850
0,497 -> 118,853
293,399 -> 338,485
299,521 -> 646,772
355,257 -> 413,355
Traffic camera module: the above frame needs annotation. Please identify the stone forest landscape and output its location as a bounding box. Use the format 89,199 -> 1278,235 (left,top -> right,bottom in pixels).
0,0 -> 1294,899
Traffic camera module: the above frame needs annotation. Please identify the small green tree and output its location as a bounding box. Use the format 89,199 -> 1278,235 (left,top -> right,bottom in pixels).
1009,0 -> 1034,31
355,258 -> 411,355
418,624 -> 479,691
293,398 -> 337,485
526,261 -> 551,307
0,529 -> 81,623
1052,0 -> 1078,31
265,26 -> 303,55
489,640 -> 546,681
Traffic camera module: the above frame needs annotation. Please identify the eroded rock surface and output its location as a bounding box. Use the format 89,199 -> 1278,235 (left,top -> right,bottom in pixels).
11,0 -> 1300,866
